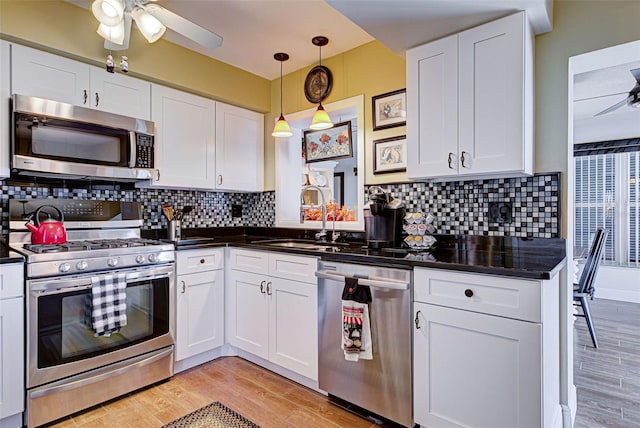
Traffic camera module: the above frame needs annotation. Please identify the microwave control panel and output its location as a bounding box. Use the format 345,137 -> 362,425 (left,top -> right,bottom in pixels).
135,133 -> 154,168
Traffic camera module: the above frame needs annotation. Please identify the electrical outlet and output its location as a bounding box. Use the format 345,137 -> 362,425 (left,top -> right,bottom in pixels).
231,204 -> 243,218
488,202 -> 513,224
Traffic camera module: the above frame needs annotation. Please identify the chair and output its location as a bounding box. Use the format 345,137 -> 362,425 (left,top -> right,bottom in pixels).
573,227 -> 608,348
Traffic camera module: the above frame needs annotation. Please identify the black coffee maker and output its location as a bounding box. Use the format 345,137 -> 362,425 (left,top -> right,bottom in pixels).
364,186 -> 405,249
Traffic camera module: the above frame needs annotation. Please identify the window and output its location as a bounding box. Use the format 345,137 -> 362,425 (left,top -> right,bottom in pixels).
574,140 -> 640,265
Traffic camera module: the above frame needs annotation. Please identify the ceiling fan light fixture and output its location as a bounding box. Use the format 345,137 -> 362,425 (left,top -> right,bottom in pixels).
272,52 -> 293,138
97,21 -> 125,45
91,0 -> 124,27
310,103 -> 333,130
132,7 -> 166,43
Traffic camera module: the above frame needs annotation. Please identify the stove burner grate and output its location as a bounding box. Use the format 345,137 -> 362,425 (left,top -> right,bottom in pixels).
23,238 -> 164,254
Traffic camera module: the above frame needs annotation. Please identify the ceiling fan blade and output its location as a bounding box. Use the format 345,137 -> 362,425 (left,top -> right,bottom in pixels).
104,14 -> 132,51
631,68 -> 640,83
594,98 -> 628,116
142,4 -> 223,49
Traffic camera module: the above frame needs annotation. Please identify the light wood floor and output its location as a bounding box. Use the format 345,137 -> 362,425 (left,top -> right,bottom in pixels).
44,356 -> 380,428
574,298 -> 640,427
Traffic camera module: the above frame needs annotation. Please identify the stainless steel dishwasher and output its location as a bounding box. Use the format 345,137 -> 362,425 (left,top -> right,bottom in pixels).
316,261 -> 413,427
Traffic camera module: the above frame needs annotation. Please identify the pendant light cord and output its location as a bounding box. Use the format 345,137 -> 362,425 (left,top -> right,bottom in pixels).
280,60 -> 283,115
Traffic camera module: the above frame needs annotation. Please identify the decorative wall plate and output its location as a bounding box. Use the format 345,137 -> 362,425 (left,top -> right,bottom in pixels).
304,65 -> 333,103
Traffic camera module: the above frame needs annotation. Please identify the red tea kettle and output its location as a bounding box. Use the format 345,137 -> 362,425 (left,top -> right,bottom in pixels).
26,205 -> 67,245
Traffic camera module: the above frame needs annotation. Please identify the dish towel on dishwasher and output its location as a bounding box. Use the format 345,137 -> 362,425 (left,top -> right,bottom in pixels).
89,274 -> 127,337
341,277 -> 373,361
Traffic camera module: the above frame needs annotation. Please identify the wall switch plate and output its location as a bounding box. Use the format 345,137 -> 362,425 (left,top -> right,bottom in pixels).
231,204 -> 243,218
488,202 -> 513,224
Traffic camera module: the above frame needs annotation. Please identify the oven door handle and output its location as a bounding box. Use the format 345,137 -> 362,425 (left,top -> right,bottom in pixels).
30,267 -> 173,294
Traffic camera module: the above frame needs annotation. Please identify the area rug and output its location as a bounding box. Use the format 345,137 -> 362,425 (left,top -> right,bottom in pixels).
162,401 -> 260,428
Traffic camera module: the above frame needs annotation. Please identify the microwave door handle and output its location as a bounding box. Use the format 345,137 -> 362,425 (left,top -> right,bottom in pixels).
129,131 -> 137,167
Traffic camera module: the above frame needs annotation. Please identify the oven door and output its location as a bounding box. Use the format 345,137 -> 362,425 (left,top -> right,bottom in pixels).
27,264 -> 174,388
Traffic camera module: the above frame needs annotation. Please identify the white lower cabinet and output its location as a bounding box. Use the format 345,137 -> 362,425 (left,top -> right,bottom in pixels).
413,267 -> 561,428
175,248 -> 224,361
0,262 -> 25,427
227,249 -> 318,380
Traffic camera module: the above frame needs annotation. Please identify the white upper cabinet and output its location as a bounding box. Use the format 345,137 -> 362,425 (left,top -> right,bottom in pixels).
407,12 -> 533,180
215,102 -> 264,192
150,84 -> 216,189
1,41 -> 10,178
11,44 -> 150,120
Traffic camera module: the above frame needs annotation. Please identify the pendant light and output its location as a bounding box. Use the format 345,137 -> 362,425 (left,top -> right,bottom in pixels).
309,36 -> 333,130
272,52 -> 293,138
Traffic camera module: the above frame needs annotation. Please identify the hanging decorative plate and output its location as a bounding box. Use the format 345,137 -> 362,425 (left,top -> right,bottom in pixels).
304,65 -> 333,103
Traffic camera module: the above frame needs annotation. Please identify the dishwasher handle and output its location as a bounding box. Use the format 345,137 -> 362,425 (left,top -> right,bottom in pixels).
315,270 -> 409,290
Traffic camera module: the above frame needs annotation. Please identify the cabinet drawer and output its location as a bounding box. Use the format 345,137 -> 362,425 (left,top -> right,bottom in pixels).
0,263 -> 24,299
414,268 -> 542,322
268,253 -> 317,284
229,249 -> 269,274
176,248 -> 224,275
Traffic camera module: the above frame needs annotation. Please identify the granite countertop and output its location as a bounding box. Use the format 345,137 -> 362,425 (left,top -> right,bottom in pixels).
156,227 -> 567,280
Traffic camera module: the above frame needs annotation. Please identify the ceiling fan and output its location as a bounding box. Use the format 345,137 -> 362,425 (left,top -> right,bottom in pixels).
92,0 -> 223,51
595,68 -> 640,116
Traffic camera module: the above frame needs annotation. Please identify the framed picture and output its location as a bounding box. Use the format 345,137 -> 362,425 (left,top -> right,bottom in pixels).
372,88 -> 406,131
303,121 -> 353,163
373,136 -> 407,174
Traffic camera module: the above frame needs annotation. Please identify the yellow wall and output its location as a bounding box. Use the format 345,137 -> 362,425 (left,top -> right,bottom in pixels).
0,1 -> 270,112
265,41 -> 406,190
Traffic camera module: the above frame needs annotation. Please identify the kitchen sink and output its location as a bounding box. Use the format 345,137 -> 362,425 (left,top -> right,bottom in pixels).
250,238 -> 346,251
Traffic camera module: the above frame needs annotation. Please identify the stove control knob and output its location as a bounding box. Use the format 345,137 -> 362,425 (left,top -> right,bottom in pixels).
76,261 -> 88,271
148,254 -> 158,263
107,258 -> 118,267
59,262 -> 71,273
136,255 -> 146,264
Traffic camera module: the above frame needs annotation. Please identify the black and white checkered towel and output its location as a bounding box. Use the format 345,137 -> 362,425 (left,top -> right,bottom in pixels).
90,274 -> 127,337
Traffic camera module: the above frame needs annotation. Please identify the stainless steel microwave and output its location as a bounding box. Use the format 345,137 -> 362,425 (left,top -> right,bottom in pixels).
11,94 -> 156,181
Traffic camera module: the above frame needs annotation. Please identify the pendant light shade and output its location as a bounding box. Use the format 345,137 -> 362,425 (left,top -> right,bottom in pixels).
310,103 -> 333,130
309,36 -> 333,130
272,52 -> 293,138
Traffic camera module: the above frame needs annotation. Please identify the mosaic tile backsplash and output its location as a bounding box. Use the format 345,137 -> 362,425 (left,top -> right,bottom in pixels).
0,172 -> 559,238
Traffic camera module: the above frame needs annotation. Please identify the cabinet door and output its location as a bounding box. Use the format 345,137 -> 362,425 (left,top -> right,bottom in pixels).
1,41 -> 10,178
151,85 -> 216,189
458,12 -> 531,176
268,277 -> 318,380
414,302 -> 541,428
227,270 -> 269,359
11,44 -> 89,107
176,269 -> 224,361
0,297 -> 24,419
89,66 -> 151,119
407,34 -> 458,179
215,102 -> 264,191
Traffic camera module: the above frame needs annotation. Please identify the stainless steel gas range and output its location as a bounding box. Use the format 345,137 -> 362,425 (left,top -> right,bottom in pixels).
9,199 -> 175,428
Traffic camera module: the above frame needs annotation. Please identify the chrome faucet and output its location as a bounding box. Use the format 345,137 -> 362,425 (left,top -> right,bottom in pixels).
300,185 -> 327,241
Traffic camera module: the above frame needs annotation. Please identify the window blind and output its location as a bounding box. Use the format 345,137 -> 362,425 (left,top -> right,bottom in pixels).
574,137 -> 640,157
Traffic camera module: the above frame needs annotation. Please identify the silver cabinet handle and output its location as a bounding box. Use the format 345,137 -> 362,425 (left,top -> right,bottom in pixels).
260,280 -> 266,294
217,175 -> 223,186
181,281 -> 186,293
315,270 -> 409,290
95,92 -> 100,107
156,170 -> 161,181
415,310 -> 421,329
266,281 -> 272,295
83,90 -> 88,104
